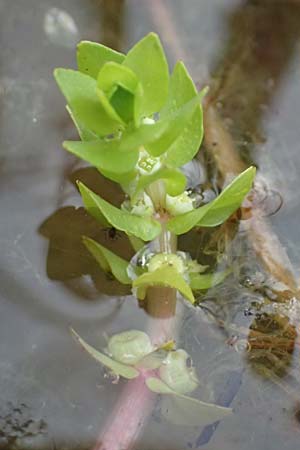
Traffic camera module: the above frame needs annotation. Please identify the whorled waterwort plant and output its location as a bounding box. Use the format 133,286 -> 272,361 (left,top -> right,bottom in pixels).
54,32 -> 255,440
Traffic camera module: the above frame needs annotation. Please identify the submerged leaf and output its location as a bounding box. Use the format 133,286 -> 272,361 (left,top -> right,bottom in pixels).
77,40 -> 125,79
70,328 -> 139,379
159,349 -> 199,394
167,166 -> 256,235
133,266 -> 195,304
83,237 -> 131,285
146,377 -> 174,394
190,269 -> 230,291
108,330 -> 153,365
136,348 -> 169,370
78,182 -> 161,241
123,32 -> 169,117
146,377 -> 232,426
161,390 -> 232,427
54,69 -> 120,136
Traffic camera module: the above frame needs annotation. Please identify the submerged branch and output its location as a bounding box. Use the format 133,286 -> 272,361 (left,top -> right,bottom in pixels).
203,103 -> 298,294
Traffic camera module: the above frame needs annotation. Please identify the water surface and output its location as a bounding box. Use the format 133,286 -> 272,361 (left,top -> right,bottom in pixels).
1,1 -> 300,449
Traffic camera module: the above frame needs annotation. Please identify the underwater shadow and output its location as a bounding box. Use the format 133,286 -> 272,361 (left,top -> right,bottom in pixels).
38,167 -> 135,300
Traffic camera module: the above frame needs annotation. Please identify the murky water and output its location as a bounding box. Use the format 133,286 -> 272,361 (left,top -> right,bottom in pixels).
1,0 -> 300,449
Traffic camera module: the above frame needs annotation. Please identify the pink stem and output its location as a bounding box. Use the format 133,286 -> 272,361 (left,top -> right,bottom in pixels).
93,274 -> 177,449
93,373 -> 156,450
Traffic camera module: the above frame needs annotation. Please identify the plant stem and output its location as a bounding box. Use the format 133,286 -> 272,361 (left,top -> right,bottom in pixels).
94,203 -> 179,449
93,372 -> 156,450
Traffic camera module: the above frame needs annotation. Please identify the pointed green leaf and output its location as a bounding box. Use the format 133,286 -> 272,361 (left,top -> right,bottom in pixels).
78,181 -> 109,226
136,349 -> 169,370
101,168 -> 137,184
96,89 -> 125,125
119,119 -> 169,152
128,235 -> 145,252
123,33 -> 169,116
190,269 -> 230,291
54,69 -> 120,136
77,40 -> 125,79
83,237 -> 131,285
97,62 -> 143,125
163,63 -> 204,167
66,106 -> 98,141
146,377 -> 174,394
167,167 -> 256,235
109,87 -> 135,124
145,94 -> 200,157
117,94 -> 201,156
132,168 -> 186,203
77,182 -> 161,241
98,61 -> 140,95
63,140 -> 139,174
71,328 -> 139,379
133,266 -> 195,304
146,377 -> 232,426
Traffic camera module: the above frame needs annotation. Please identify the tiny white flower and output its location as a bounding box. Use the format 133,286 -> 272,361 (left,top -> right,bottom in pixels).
131,192 -> 155,217
136,148 -> 162,176
142,117 -> 155,125
148,253 -> 185,274
166,191 -> 194,216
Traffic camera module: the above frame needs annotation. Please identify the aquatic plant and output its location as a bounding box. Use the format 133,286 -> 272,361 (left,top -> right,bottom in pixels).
55,32 -> 255,450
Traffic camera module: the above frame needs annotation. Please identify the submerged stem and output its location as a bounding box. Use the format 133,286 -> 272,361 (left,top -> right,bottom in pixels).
95,197 -> 178,450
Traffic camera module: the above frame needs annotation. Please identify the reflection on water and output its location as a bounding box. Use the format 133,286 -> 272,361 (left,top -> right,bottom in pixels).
1,0 -> 300,449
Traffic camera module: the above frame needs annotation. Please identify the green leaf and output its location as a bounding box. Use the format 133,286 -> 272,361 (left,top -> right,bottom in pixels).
123,33 -> 169,116
77,41 -> 125,79
66,106 -> 98,141
167,166 -> 256,235
63,140 -> 139,174
54,69 -> 120,136
145,94 -> 200,157
119,120 -> 168,152
97,62 -> 143,125
98,61 -> 140,95
101,168 -> 137,184
78,181 -> 109,226
116,94 -> 201,157
136,349 -> 169,370
133,266 -> 195,304
189,269 -> 230,291
145,377 -> 232,426
77,182 -> 161,241
132,168 -> 186,203
128,235 -> 145,252
109,87 -> 135,124
83,237 -> 131,285
70,328 -> 139,379
96,90 -> 125,125
163,63 -> 204,168
146,377 -> 174,394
